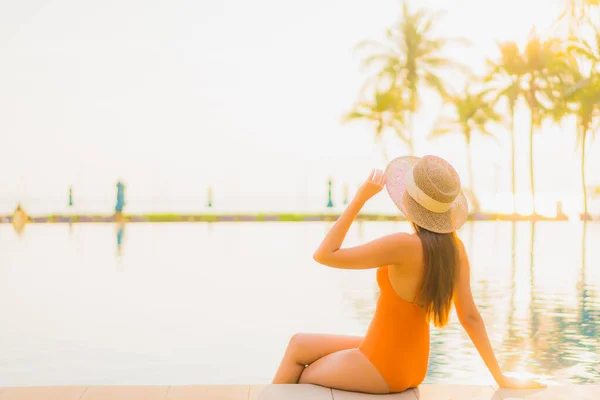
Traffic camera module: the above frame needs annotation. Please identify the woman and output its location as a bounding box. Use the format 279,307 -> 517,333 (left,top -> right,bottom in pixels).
273,155 -> 544,393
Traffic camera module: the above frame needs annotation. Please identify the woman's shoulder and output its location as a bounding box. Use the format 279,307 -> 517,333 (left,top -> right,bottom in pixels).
384,232 -> 421,247
382,232 -> 422,265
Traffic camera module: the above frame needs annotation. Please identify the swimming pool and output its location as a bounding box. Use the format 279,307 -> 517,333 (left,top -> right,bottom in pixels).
0,221 -> 598,386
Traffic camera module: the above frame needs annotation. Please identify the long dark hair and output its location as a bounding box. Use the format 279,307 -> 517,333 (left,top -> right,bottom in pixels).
412,222 -> 459,327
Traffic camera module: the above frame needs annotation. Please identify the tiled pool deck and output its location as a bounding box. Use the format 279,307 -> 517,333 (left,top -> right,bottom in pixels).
0,384 -> 598,400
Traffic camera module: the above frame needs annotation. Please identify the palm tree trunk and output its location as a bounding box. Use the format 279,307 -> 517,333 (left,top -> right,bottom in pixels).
529,111 -> 536,215
379,137 -> 390,164
510,105 -> 517,214
407,111 -> 415,156
407,138 -> 414,156
376,122 -> 389,164
581,127 -> 588,219
529,221 -> 537,338
407,87 -> 417,157
467,138 -> 476,212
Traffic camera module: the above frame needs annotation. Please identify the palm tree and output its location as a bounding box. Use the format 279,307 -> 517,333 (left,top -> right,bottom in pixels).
486,42 -> 528,213
521,34 -> 570,215
560,78 -> 600,219
344,88 -> 408,163
430,86 -> 504,210
486,35 -> 572,216
561,30 -> 600,218
354,1 -> 467,155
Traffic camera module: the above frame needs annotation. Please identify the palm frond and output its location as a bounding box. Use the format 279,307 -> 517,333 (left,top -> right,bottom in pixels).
343,109 -> 373,123
423,72 -> 449,99
476,126 -> 498,139
564,78 -> 591,99
360,53 -> 398,68
429,125 -> 457,139
429,115 -> 461,139
354,40 -> 396,55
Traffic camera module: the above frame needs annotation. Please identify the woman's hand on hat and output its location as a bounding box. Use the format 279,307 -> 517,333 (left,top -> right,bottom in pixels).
356,169 -> 385,203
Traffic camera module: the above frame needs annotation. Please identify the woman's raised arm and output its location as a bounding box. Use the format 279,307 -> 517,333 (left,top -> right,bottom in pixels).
314,169 -> 410,270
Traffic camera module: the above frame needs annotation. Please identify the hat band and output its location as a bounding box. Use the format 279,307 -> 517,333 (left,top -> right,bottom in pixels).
405,167 -> 453,213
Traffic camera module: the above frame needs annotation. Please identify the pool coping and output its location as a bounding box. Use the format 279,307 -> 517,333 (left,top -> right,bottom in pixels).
0,384 -> 598,399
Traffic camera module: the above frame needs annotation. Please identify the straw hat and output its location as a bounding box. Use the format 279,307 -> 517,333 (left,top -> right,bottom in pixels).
385,155 -> 468,234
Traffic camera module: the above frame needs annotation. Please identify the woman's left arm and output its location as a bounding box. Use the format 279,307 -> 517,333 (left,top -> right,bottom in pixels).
313,169 -> 408,270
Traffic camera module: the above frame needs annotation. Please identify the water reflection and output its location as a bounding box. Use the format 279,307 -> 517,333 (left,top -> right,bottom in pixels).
523,223 -> 599,382
529,223 -> 540,367
578,223 -> 598,340
0,221 -> 597,386
472,222 -> 597,383
502,222 -> 519,373
116,222 -> 125,256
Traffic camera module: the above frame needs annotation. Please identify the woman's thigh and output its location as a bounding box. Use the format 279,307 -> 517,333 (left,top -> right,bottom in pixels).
299,348 -> 390,394
287,333 -> 363,366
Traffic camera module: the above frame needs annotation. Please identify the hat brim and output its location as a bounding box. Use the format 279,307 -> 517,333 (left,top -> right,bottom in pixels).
384,156 -> 468,234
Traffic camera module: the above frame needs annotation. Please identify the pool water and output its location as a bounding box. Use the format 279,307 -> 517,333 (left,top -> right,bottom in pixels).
0,221 -> 598,386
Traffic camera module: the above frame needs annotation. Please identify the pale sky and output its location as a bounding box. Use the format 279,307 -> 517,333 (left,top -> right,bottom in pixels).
0,0 -> 598,215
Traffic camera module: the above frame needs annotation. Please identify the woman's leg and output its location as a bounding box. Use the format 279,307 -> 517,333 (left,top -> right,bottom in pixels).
299,348 -> 390,394
272,333 -> 363,384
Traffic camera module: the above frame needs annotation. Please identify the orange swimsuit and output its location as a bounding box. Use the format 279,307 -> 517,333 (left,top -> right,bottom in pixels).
358,265 -> 430,393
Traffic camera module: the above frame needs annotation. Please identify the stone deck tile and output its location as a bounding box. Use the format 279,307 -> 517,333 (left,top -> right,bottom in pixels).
249,384 -> 333,400
80,386 -> 168,400
0,386 -> 87,400
167,385 -> 249,400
